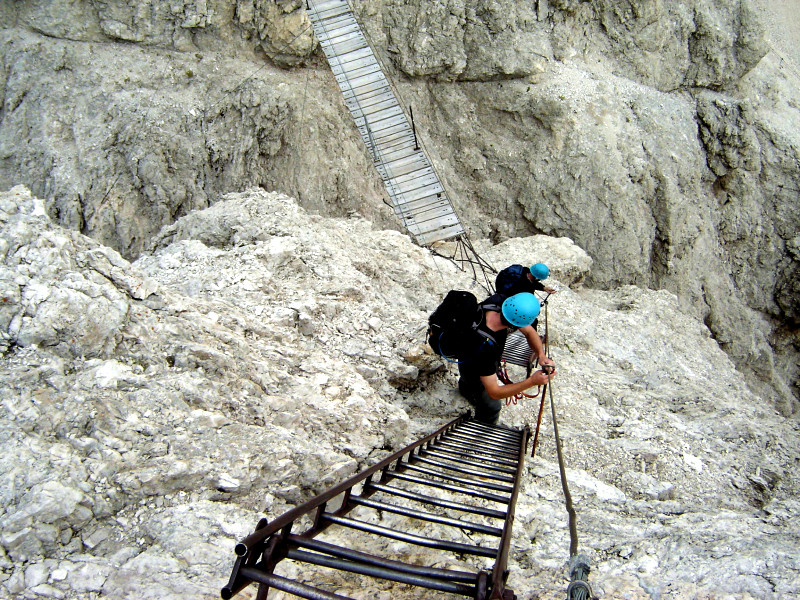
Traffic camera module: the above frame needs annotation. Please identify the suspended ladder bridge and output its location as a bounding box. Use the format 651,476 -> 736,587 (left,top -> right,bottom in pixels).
304,0 -> 493,279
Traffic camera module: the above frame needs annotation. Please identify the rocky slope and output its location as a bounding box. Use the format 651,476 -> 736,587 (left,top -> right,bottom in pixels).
1,185 -> 798,599
0,0 -> 798,412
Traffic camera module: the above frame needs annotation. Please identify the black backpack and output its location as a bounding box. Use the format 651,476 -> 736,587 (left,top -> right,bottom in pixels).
427,291 -> 499,362
495,264 -> 529,296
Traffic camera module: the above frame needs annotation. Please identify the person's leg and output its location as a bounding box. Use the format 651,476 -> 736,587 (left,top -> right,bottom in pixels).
457,363 -> 501,424
472,388 -> 501,425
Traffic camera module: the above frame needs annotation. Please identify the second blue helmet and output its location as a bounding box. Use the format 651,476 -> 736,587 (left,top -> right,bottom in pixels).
530,263 -> 550,280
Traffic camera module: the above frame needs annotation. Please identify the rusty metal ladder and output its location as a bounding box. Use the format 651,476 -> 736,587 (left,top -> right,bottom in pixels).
222,414 -> 530,600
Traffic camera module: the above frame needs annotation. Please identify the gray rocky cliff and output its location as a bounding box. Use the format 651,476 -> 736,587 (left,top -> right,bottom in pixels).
0,0 -> 797,412
0,185 -> 798,599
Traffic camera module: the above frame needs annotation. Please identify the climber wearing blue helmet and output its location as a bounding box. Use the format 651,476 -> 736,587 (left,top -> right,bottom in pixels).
530,262 -> 550,281
457,291 -> 556,425
495,262 -> 557,297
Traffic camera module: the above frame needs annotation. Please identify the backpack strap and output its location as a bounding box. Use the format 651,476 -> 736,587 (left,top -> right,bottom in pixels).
476,328 -> 497,346
473,301 -> 501,345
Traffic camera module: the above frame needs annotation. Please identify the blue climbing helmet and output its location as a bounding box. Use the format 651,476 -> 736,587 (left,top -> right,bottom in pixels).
501,293 -> 541,328
530,262 -> 550,280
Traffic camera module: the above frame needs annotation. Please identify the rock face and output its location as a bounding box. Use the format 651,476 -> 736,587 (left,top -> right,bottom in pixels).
0,186 -> 799,599
0,0 -> 797,411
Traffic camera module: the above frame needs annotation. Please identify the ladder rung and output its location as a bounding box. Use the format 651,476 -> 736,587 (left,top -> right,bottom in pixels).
334,61 -> 382,83
344,84 -> 394,107
389,182 -> 445,205
310,0 -> 349,12
334,45 -> 375,66
350,496 -> 503,536
330,54 -> 377,75
345,89 -> 397,113
410,456 -> 514,483
422,448 -> 517,474
286,549 -> 477,595
385,170 -> 440,194
378,157 -> 431,179
321,514 -> 497,558
357,105 -> 406,129
442,429 -> 520,451
361,111 -> 408,134
339,69 -> 388,92
433,440 -> 519,465
458,422 -> 523,442
340,74 -> 391,100
443,433 -> 520,455
404,215 -> 463,237
358,118 -> 413,140
312,11 -> 352,28
400,464 -> 514,494
310,0 -> 351,20
391,199 -> 452,221
391,193 -> 450,210
356,98 -> 403,122
375,143 -> 419,164
367,482 -> 507,519
387,471 -> 511,504
385,164 -> 435,186
288,536 -> 479,583
366,133 -> 419,157
320,36 -> 369,56
413,224 -> 464,245
316,20 -> 360,42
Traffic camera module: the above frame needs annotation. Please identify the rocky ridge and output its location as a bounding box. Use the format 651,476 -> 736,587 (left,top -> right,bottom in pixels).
1,185 -> 798,599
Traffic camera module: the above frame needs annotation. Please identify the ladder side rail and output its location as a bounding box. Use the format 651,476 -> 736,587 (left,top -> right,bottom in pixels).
488,425 -> 531,600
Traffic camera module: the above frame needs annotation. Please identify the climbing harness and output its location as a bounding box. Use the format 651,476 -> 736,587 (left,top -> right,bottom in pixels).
498,360 -> 541,406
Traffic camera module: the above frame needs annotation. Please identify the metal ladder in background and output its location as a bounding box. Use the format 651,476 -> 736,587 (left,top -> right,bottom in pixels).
305,0 -> 465,246
222,414 -> 530,600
